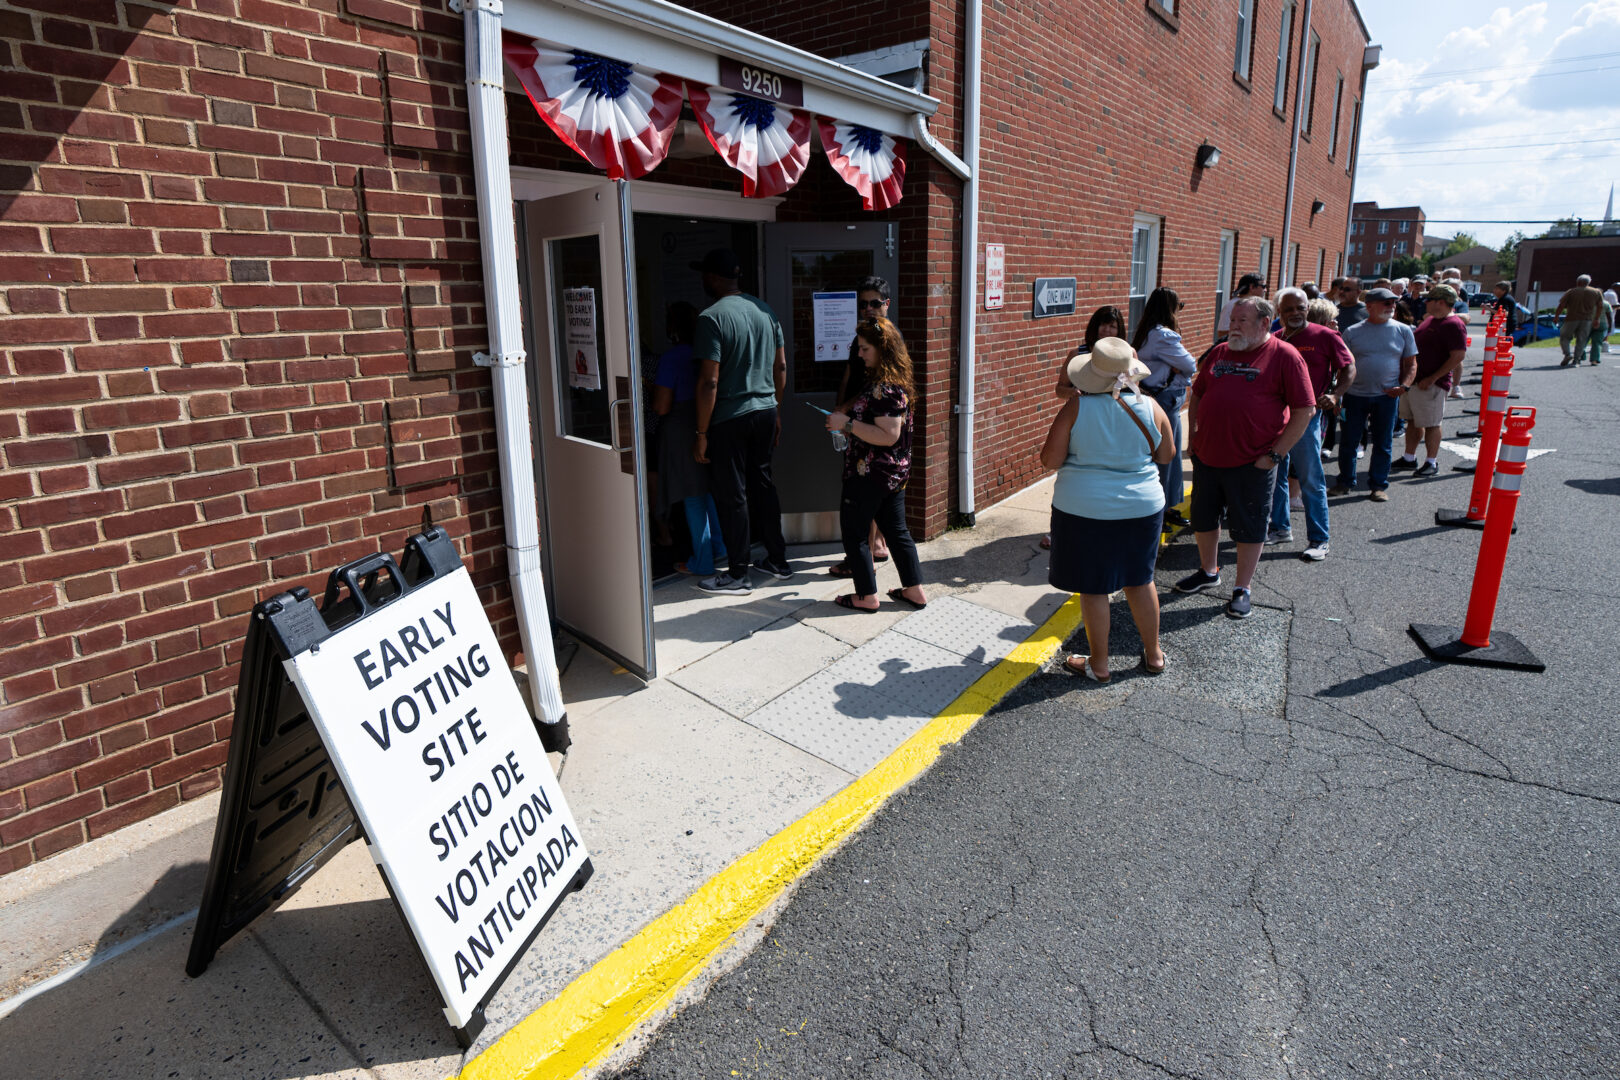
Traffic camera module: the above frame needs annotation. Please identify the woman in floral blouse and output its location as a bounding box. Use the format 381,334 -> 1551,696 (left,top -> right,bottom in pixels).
824,318 -> 927,612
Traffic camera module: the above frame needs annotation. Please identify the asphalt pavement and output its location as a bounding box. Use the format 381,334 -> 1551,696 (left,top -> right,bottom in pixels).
608,336 -> 1620,1078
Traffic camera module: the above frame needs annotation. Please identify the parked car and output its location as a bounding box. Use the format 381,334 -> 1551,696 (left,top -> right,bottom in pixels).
1469,291 -> 1492,308
1511,309 -> 1558,345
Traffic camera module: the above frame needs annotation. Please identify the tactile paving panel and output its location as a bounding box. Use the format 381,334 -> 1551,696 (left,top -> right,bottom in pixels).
742,669 -> 937,776
820,632 -> 993,716
892,594 -> 1035,666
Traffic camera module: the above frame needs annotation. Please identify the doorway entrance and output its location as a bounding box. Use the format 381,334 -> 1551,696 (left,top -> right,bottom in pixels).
519,176 -> 901,681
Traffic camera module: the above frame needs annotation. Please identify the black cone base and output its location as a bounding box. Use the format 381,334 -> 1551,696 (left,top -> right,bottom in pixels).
1455,429 -> 1481,438
1435,507 -> 1514,532
1452,462 -> 1476,473
1410,623 -> 1545,672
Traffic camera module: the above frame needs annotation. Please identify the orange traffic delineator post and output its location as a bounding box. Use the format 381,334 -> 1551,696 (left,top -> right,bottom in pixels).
1460,333 -> 1520,418
1440,348 -> 1518,535
1411,407 -> 1545,672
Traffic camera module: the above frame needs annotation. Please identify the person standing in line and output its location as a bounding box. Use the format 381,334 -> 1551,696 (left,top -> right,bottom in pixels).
1554,274 -> 1604,366
691,248 -> 793,594
1308,296 -> 1345,463
1392,283 -> 1466,478
1302,281 -> 1321,300
1487,281 -> 1519,336
1217,273 -> 1267,341
1177,298 -> 1316,619
1042,305 -> 1129,548
824,318 -> 927,613
835,276 -> 895,567
1131,288 -> 1197,522
1402,276 -> 1430,323
1336,278 -> 1369,333
1267,288 -> 1354,561
1040,338 -> 1176,680
1331,288 -> 1417,502
652,302 -> 728,577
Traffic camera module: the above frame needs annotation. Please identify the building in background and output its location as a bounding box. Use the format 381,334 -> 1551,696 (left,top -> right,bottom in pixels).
1513,235 -> 1620,308
1346,201 -> 1424,278
1435,245 -> 1501,284
0,0 -> 1374,870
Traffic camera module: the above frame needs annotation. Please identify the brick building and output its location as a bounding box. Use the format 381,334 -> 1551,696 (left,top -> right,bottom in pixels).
1435,244 -> 1500,284
1346,200 -> 1422,278
1514,235 -> 1620,302
0,0 -> 1373,871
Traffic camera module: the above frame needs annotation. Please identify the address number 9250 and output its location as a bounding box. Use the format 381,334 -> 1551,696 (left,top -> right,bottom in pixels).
717,57 -> 804,107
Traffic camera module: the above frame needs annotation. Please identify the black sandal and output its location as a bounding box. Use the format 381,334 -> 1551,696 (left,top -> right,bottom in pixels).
887,588 -> 926,610
828,561 -> 854,578
834,594 -> 878,613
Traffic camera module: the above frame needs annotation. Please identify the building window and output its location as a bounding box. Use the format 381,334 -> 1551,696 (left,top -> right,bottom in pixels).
1398,220 -> 1410,233
1215,229 -> 1237,340
1328,74 -> 1343,157
1333,251 -> 1342,277
1471,263 -> 1483,275
1286,242 -> 1299,285
1234,0 -> 1256,81
1375,241 -> 1387,255
1302,30 -> 1320,133
1347,98 -> 1361,175
1272,2 -> 1294,113
1257,236 -> 1273,282
1394,241 -> 1406,254
1129,213 -> 1161,330
1147,0 -> 1178,27
1315,249 -> 1325,284
1377,221 -> 1389,234
1353,221 -> 1363,235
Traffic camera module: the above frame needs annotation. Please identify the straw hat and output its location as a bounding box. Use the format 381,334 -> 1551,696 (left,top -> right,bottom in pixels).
1067,337 -> 1151,396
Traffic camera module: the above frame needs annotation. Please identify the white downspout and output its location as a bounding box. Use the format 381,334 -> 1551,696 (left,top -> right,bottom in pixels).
956,0 -> 983,524
459,0 -> 569,746
1278,0 -> 1312,286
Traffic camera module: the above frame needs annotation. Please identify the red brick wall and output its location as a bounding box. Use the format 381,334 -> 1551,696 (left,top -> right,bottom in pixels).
967,0 -> 1365,509
0,0 -> 514,874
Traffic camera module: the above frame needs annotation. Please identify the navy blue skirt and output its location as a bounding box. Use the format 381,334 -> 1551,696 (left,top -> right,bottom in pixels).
1048,506 -> 1164,595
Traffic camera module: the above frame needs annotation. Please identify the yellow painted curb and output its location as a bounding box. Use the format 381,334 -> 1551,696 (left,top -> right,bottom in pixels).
457,594 -> 1085,1080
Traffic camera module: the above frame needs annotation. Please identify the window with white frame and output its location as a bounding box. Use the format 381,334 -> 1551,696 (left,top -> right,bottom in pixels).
1150,0 -> 1176,17
1377,221 -> 1389,234
1257,236 -> 1273,282
1129,213 -> 1161,331
1215,229 -> 1237,341
1328,74 -> 1343,156
1234,0 -> 1256,80
1375,241 -> 1386,254
1394,240 -> 1406,253
1285,242 -> 1299,285
1273,2 -> 1294,112
1399,220 -> 1410,233
1315,249 -> 1325,284
1302,30 -> 1320,133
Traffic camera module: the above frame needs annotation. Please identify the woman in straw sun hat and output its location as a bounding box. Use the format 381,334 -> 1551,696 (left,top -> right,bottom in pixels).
1039,337 -> 1177,682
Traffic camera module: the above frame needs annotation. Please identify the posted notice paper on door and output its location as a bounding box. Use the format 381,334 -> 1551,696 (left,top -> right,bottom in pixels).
283,566 -> 589,1029
812,291 -> 858,363
564,286 -> 601,390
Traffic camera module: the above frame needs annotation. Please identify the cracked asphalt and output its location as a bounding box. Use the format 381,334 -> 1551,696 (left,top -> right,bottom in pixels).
609,337 -> 1620,1080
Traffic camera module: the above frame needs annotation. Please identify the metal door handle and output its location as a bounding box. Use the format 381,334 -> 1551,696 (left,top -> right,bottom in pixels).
609,397 -> 632,451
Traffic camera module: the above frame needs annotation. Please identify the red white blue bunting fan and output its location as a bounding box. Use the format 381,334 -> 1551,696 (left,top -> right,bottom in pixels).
685,82 -> 812,198
502,36 -> 683,180
817,119 -> 907,210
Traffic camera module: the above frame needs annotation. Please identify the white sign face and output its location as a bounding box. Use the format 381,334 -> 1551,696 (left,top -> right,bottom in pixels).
811,290 -> 858,363
984,243 -> 1005,309
564,286 -> 601,390
284,567 -> 588,1028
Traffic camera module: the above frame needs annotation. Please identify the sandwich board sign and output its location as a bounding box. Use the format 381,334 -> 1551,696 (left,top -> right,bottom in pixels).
188,528 -> 591,1046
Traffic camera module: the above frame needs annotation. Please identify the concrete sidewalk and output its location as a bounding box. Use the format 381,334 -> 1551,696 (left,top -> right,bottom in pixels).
0,483 -> 1069,1080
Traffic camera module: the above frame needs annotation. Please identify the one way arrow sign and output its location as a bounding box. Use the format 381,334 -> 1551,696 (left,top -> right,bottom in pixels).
1032,277 -> 1077,319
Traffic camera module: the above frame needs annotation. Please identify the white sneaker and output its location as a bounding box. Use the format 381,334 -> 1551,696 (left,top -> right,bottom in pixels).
1301,542 -> 1329,561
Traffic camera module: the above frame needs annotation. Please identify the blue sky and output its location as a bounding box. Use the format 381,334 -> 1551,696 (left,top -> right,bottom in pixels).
1353,0 -> 1620,248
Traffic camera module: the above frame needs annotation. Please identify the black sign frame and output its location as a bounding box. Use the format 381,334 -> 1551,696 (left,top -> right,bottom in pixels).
1032,276 -> 1078,319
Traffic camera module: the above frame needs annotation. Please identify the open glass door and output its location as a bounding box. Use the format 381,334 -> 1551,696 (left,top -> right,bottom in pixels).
524,181 -> 654,679
763,222 -> 900,541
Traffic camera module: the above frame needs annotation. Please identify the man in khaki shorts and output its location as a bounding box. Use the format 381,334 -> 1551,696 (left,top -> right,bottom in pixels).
1392,283 -> 1467,477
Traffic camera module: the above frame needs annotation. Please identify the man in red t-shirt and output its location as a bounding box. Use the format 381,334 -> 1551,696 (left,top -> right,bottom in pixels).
1179,297 -> 1317,619
1394,282 -> 1467,477
1267,287 -> 1355,560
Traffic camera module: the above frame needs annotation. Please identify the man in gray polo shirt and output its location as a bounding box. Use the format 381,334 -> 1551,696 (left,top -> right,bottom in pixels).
1330,288 -> 1416,502
691,248 -> 793,594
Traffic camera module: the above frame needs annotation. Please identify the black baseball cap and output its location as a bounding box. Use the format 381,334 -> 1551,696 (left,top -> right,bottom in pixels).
689,248 -> 741,278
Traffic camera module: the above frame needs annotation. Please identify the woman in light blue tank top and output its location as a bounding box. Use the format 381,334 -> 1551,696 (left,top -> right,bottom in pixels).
1039,339 -> 1177,683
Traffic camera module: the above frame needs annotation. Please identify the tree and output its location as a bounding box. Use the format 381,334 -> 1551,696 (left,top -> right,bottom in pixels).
1542,217 -> 1600,238
1441,233 -> 1479,258
1497,231 -> 1524,278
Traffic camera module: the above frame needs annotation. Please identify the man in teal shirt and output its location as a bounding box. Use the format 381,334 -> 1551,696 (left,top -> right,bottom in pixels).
691,248 -> 792,593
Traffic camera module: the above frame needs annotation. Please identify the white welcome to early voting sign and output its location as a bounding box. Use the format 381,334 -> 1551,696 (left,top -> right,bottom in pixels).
283,565 -> 588,1030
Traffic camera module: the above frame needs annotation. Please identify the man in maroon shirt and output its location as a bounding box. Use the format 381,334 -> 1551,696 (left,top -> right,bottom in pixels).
1267,288 -> 1355,560
1178,298 -> 1317,618
1393,282 -> 1467,476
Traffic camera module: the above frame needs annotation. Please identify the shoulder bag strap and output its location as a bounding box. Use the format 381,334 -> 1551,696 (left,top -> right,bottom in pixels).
1113,392 -> 1157,453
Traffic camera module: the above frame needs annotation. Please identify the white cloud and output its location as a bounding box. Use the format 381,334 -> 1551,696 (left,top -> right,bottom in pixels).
1353,0 -> 1620,248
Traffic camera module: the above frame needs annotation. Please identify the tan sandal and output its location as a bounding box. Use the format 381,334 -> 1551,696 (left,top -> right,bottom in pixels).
1062,655 -> 1110,682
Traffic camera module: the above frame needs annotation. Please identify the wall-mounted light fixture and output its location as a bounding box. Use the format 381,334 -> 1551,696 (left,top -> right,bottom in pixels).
1195,143 -> 1221,169
1310,198 -> 1326,215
